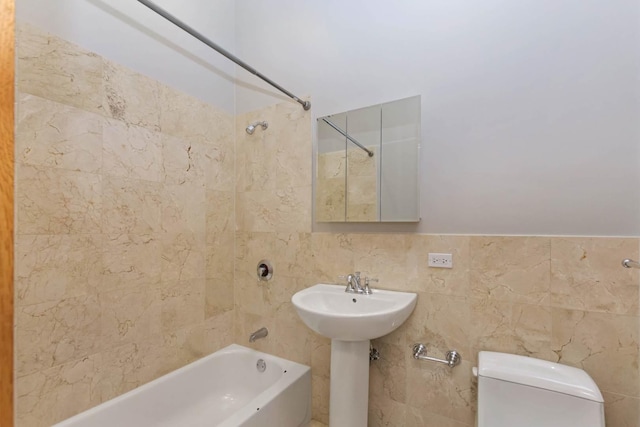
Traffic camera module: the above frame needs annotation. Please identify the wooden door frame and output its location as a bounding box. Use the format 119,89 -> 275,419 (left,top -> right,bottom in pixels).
0,0 -> 15,425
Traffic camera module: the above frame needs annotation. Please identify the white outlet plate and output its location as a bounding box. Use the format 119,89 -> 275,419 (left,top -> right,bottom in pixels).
428,253 -> 453,268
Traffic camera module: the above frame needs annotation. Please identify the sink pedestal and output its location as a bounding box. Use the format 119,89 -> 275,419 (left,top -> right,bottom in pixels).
330,340 -> 370,427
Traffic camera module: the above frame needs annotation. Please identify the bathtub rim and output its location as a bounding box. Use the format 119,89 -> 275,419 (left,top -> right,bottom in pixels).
52,343 -> 311,427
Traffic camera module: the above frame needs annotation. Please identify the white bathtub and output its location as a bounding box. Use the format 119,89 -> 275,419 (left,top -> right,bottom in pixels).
54,344 -> 312,427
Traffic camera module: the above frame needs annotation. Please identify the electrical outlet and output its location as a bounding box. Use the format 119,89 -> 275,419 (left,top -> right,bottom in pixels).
428,253 -> 453,268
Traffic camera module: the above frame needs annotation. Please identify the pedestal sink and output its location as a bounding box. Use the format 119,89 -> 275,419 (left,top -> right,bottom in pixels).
292,284 -> 417,427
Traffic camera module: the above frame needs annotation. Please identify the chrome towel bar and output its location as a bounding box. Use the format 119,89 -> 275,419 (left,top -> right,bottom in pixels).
412,343 -> 461,368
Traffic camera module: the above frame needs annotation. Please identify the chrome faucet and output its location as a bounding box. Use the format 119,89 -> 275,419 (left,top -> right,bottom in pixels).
347,272 -> 362,293
249,327 -> 268,342
340,272 -> 376,295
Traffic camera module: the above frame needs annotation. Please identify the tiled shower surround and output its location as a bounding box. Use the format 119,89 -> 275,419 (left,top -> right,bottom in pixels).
14,24 -> 235,425
15,25 -> 640,426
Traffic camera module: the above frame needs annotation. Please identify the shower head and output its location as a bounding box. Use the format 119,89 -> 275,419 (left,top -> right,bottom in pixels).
246,121 -> 268,135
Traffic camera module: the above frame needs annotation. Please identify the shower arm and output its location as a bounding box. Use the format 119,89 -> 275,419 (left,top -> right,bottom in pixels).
136,0 -> 311,111
321,118 -> 374,157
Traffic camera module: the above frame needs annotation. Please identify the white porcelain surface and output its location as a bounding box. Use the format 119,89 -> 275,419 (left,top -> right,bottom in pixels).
478,351 -> 603,402
329,340 -> 370,427
53,344 -> 311,427
291,284 -> 417,341
477,351 -> 605,427
478,376 -> 605,427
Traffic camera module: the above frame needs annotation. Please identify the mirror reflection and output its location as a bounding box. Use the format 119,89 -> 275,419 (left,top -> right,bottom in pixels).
315,95 -> 421,222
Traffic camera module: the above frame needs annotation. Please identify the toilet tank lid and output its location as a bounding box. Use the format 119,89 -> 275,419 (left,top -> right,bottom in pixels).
477,352 -> 603,403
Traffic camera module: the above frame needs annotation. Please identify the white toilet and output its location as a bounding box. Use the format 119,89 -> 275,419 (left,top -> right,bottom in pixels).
475,351 -> 605,427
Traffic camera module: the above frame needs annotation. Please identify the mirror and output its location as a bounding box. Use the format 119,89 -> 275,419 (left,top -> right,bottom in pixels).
315,95 -> 421,222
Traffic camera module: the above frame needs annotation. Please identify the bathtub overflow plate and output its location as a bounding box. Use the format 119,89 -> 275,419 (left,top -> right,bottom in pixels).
256,359 -> 266,373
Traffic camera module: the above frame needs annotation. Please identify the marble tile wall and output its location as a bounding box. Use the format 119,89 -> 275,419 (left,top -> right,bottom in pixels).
345,147 -> 377,221
316,150 -> 346,221
235,101 -> 640,426
316,147 -> 378,222
14,24 -> 235,426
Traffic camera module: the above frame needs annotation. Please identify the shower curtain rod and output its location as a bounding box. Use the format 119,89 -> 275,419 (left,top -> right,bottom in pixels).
322,118 -> 374,157
136,0 -> 311,111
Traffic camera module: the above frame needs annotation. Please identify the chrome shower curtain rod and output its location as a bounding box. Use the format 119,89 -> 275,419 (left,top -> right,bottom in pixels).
136,0 -> 311,111
322,118 -> 374,157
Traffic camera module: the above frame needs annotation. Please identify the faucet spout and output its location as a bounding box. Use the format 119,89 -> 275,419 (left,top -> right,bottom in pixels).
249,327 -> 268,342
345,272 -> 365,294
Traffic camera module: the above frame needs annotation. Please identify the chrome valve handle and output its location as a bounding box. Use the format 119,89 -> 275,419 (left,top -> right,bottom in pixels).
363,277 -> 378,294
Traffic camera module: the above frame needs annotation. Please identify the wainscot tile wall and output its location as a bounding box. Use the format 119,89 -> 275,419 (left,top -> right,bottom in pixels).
14,23 -> 640,427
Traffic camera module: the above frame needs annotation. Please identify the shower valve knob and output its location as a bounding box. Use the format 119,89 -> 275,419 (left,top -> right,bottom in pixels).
257,259 -> 273,281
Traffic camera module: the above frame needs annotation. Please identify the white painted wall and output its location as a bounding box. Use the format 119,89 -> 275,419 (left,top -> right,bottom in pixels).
16,0 -> 236,113
235,0 -> 640,236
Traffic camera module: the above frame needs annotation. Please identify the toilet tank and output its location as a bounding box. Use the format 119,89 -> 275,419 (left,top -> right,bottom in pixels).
476,352 -> 605,427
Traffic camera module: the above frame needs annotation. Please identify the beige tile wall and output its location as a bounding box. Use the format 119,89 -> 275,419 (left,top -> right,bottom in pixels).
14,23 -> 640,427
236,100 -> 640,426
316,150 -> 347,221
316,147 -> 378,222
14,25 -> 235,426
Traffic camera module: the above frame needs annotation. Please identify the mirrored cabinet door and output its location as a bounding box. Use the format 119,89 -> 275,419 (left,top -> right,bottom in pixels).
380,96 -> 420,221
316,113 -> 347,221
315,95 -> 421,223
346,105 -> 380,221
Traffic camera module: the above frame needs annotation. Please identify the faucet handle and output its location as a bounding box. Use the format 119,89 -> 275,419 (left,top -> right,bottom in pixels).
363,277 -> 378,294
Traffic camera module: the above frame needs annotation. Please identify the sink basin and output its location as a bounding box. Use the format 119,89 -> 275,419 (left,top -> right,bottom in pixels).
291,284 -> 417,341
